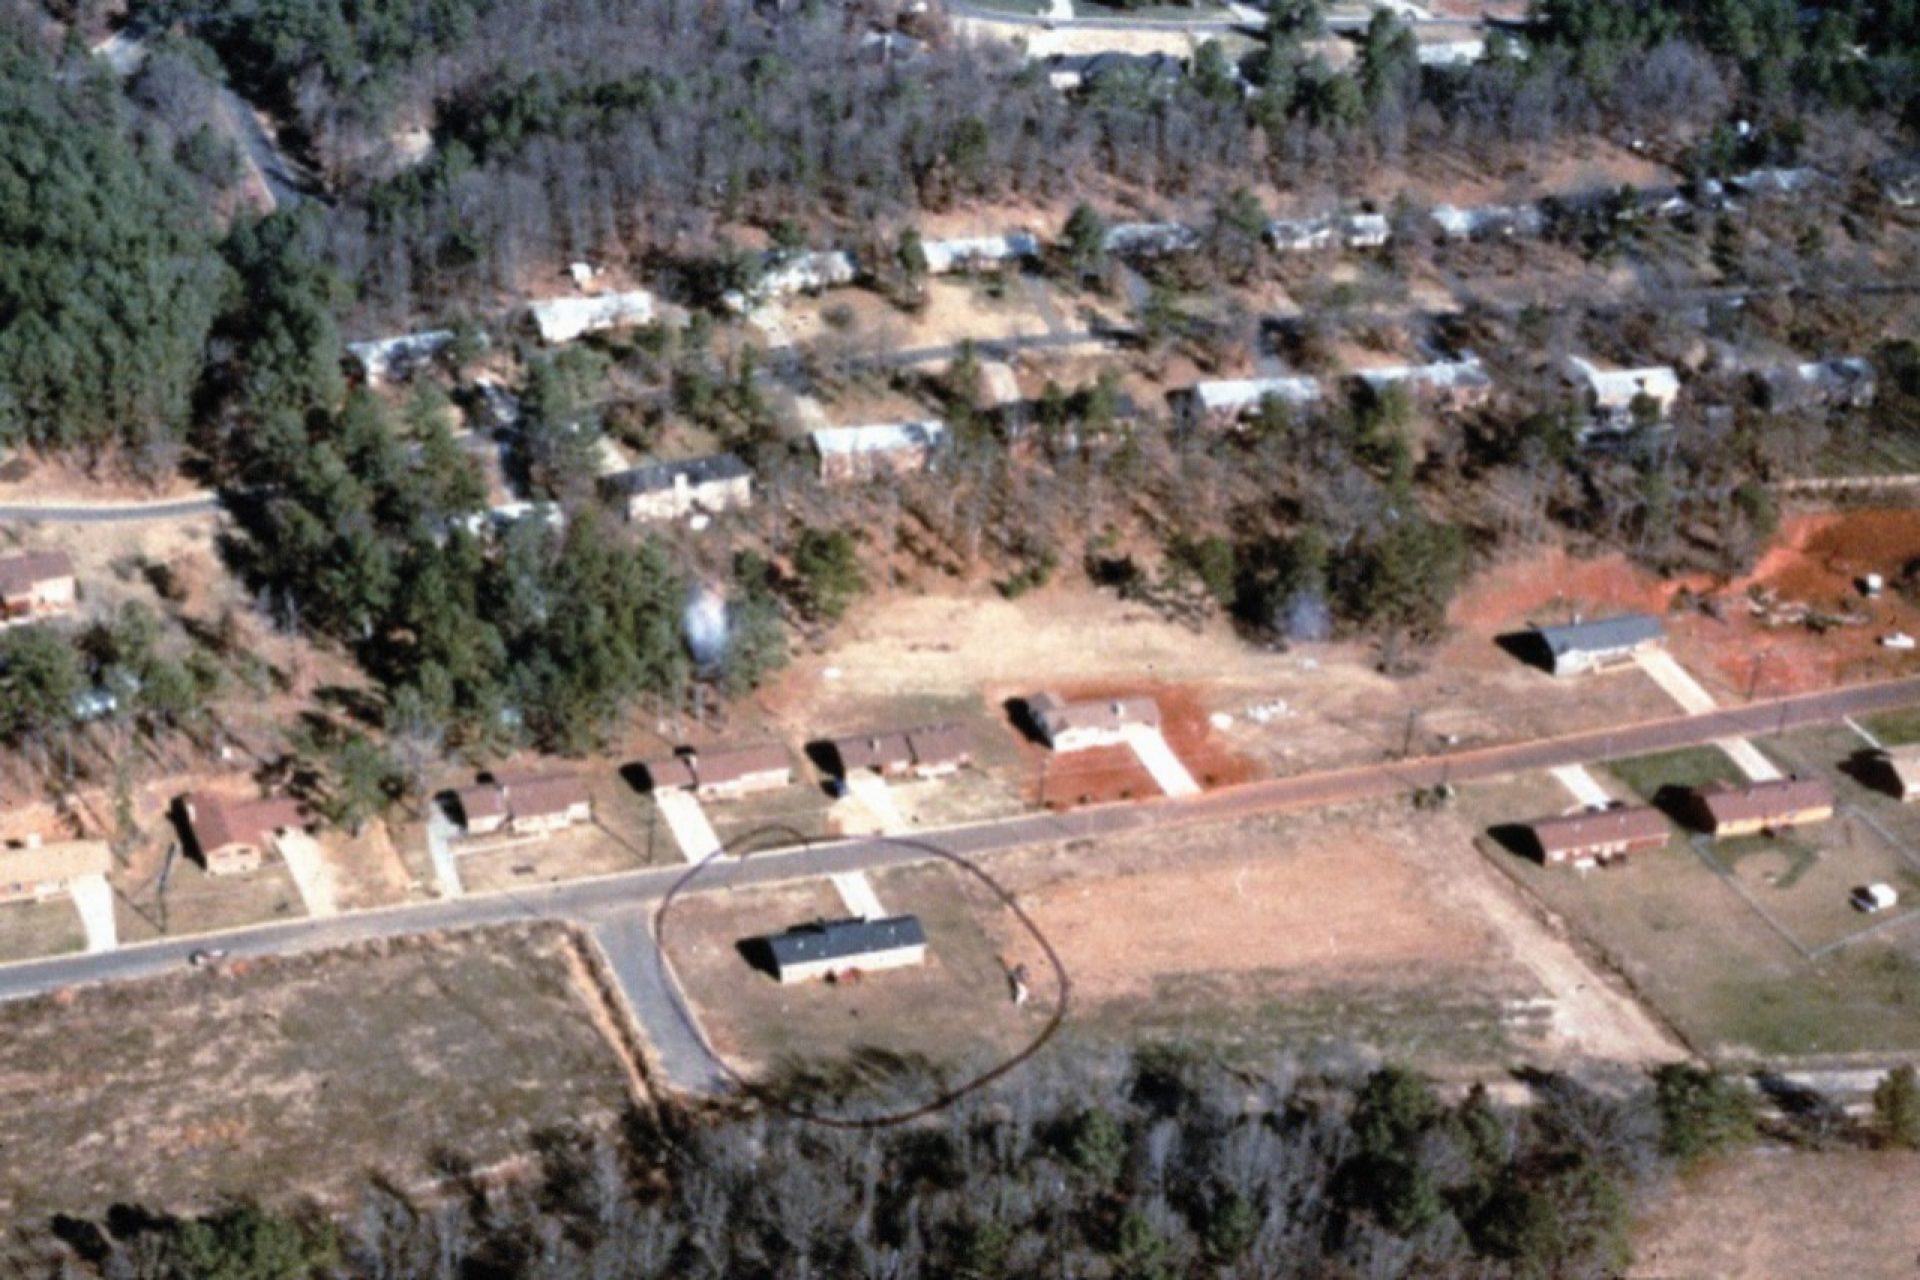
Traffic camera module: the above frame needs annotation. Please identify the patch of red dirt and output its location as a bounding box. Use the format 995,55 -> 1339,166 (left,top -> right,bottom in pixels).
1003,678 -> 1263,809
1447,547 -> 1707,638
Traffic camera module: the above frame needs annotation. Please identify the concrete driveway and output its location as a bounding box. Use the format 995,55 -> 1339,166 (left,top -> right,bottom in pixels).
68,875 -> 118,953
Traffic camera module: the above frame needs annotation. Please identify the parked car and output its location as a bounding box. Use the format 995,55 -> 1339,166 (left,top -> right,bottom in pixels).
1851,884 -> 1899,914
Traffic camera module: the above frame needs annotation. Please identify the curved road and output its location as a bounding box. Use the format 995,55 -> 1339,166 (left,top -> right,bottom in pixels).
3,671 -> 1916,1007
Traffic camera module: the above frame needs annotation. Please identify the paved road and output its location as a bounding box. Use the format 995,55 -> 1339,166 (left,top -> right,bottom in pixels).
589,909 -> 731,1094
0,496 -> 220,524
5,672 -> 1917,1010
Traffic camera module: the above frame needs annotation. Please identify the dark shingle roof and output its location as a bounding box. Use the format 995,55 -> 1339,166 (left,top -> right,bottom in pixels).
1533,613 -> 1665,658
603,453 -> 750,496
766,915 -> 926,968
1695,778 -> 1835,827
1529,805 -> 1669,855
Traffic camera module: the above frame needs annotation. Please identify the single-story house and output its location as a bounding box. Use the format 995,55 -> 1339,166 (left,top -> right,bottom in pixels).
1029,691 -> 1160,752
812,421 -> 947,484
1430,203 -> 1544,241
1336,213 -> 1392,249
456,773 -> 593,836
1690,777 -> 1836,838
1100,222 -> 1201,258
527,290 -> 657,345
1047,51 -> 1184,94
905,724 -> 972,778
921,232 -> 1041,275
1528,614 -> 1666,676
0,550 -> 76,622
687,744 -> 793,801
181,791 -> 307,876
1526,806 -> 1669,867
831,731 -> 917,778
344,329 -> 455,383
1566,357 -> 1680,432
604,454 -> 753,523
1353,356 -> 1493,412
1266,216 -> 1338,253
1179,376 -> 1323,428
1867,745 -> 1920,801
764,914 -> 928,984
722,250 -> 857,311
1757,357 -> 1876,412
1727,167 -> 1821,197
0,838 -> 112,904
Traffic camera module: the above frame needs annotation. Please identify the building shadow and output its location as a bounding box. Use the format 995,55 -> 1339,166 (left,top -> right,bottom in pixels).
1495,630 -> 1554,673
735,936 -> 780,980
1485,822 -> 1543,863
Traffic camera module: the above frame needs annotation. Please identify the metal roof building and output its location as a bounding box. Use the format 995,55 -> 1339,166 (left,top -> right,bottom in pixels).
765,915 -> 928,984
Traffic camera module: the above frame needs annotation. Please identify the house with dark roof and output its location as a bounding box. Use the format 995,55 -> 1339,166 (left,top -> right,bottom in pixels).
604,454 -> 752,523
0,551 -> 76,622
905,724 -> 972,778
831,731 -> 916,778
764,914 -> 928,984
688,744 -> 793,801
1689,777 -> 1835,838
180,791 -> 308,875
1527,614 -> 1665,676
1526,806 -> 1669,867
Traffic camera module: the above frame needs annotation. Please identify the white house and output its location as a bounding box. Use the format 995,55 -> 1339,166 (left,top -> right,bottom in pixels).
921,232 -> 1041,275
604,454 -> 753,523
811,421 -> 948,483
1566,356 -> 1680,432
527,290 -> 657,344
1029,690 -> 1161,752
345,329 -> 455,383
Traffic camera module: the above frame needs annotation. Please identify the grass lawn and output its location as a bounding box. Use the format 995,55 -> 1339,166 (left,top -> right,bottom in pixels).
1607,745 -> 1745,804
1864,705 -> 1920,747
1461,774 -> 1920,1060
0,899 -> 85,963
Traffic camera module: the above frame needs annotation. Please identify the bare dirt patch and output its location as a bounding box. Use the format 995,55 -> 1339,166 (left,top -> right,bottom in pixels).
0,926 -> 641,1221
1631,1148 -> 1920,1279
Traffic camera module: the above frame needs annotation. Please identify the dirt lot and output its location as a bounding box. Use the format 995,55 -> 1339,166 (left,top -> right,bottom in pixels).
1463,770 -> 1920,1061
1447,510 -> 1920,702
1631,1148 -> 1920,1279
982,806 -> 1678,1074
662,863 -> 1052,1083
766,583 -> 1682,796
0,926 -> 642,1221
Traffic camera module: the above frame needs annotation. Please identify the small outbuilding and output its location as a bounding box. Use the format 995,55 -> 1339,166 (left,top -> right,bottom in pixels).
764,914 -> 928,984
1527,614 -> 1665,677
1526,806 -> 1669,867
1689,777 -> 1836,838
0,550 -> 76,622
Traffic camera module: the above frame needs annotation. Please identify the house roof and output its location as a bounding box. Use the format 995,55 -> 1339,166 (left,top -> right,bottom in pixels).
832,731 -> 915,772
1100,222 -> 1201,256
640,756 -> 699,791
184,791 -> 305,856
812,422 -> 946,457
0,839 -> 111,886
604,453 -> 751,495
1695,778 -> 1836,827
344,329 -> 454,378
1355,357 -> 1492,395
0,550 -> 75,598
1533,614 -> 1665,658
527,290 -> 656,344
907,723 -> 972,768
1034,692 -> 1160,736
690,743 -> 791,786
1190,377 -> 1323,412
454,784 -> 507,819
921,232 -> 1040,273
765,915 -> 927,968
1567,357 -> 1681,408
1529,806 -> 1669,855
499,772 -> 590,818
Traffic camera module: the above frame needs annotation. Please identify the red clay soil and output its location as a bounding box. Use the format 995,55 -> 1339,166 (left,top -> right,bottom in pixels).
1008,678 -> 1264,810
1447,546 -> 1705,638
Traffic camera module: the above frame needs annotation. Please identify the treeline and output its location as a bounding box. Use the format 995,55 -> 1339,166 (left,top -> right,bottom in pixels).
25,1051 -> 1913,1279
0,15 -> 230,456
211,210 -> 787,757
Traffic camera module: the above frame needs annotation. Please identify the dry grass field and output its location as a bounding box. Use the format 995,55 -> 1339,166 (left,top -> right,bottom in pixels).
0,926 -> 642,1222
662,863 -> 1053,1088
1464,770 -> 1920,1061
1631,1148 -> 1920,1279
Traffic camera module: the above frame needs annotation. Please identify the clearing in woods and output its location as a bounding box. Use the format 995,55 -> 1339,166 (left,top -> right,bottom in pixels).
0,926 -> 643,1223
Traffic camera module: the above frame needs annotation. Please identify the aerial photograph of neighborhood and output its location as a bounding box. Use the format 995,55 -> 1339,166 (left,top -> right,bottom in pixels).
4,0 -> 1920,1272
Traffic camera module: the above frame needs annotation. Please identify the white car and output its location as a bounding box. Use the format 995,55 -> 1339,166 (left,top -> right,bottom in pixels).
1852,884 -> 1899,914
1882,633 -> 1916,651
